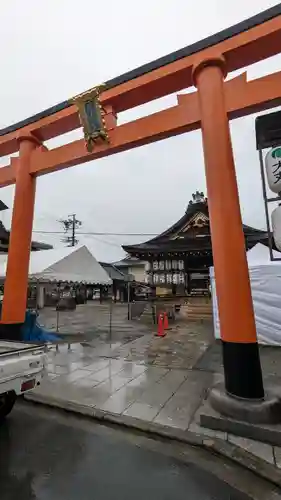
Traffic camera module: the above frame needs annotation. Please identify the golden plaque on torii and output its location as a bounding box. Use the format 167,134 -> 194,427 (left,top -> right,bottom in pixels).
71,85 -> 109,153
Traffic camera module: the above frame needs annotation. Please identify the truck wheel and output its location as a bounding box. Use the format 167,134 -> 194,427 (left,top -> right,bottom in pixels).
0,391 -> 16,420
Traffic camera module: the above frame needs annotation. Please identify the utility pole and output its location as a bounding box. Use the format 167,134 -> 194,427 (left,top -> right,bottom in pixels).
70,214 -> 76,247
59,214 -> 82,247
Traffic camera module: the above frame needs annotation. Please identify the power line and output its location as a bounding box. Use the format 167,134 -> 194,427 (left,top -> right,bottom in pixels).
32,230 -> 157,236
84,235 -> 122,248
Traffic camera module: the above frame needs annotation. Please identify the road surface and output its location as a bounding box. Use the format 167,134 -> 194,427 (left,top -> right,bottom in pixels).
0,400 -> 279,500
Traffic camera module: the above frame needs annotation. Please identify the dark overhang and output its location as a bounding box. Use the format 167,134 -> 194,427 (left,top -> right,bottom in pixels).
0,200 -> 8,211
255,109 -> 281,149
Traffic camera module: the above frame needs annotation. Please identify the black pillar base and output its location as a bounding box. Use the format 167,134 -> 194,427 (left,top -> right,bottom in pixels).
222,340 -> 264,400
0,323 -> 23,341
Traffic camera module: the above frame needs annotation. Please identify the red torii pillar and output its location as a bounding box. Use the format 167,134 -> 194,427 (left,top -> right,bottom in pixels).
1,133 -> 40,339
192,56 -> 264,402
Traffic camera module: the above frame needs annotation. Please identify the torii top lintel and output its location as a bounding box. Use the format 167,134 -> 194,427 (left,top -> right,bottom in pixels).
1,4 -> 281,185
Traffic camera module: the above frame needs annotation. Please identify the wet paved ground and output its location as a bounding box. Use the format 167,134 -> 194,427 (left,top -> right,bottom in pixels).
29,327 -> 214,431
32,304 -> 281,470
38,302 -> 151,343
1,401 -> 271,500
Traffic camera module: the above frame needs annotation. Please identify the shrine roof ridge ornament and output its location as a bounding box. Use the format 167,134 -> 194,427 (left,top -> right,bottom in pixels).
188,191 -> 206,207
0,3 -> 281,137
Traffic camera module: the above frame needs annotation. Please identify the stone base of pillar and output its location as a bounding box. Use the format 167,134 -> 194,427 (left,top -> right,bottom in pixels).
0,323 -> 23,342
209,382 -> 281,424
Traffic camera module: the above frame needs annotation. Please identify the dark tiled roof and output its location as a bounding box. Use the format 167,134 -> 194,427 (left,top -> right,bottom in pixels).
0,220 -> 53,251
113,257 -> 145,267
30,241 -> 53,250
123,197 -> 267,255
100,262 -> 125,281
0,200 -> 8,211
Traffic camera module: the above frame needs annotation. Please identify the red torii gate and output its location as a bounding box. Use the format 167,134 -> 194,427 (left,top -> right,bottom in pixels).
1,5 -> 281,416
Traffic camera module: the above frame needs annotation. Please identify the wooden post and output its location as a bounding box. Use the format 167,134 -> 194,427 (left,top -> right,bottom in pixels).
1,134 -> 40,330
192,57 -> 264,400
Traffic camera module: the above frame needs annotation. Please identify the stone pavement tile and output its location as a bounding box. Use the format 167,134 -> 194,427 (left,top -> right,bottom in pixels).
117,363 -> 147,379
123,402 -> 160,421
115,374 -> 152,403
73,378 -> 102,388
95,368 -> 169,414
86,365 -> 123,383
96,374 -> 132,393
153,410 -> 190,430
50,350 -> 96,368
136,383 -> 174,407
32,378 -> 96,407
157,370 -> 188,390
174,371 -> 212,397
273,447 -> 281,468
69,358 -> 98,369
47,364 -> 70,375
98,368 -> 166,414
48,358 -> 83,372
81,360 -> 110,372
188,385 -> 228,440
82,382 -> 119,407
108,359 -> 130,371
153,371 -> 212,430
46,373 -> 59,380
99,389 -> 135,414
228,434 -> 274,464
58,369 -> 92,383
188,421 -> 227,440
131,369 -> 188,409
89,345 -> 114,357
118,368 -> 169,403
139,366 -> 169,384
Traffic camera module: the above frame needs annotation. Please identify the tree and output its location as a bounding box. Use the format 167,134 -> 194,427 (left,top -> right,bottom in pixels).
58,214 -> 82,247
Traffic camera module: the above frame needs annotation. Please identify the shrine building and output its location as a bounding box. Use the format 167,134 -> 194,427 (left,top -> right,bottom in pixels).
123,191 -> 268,296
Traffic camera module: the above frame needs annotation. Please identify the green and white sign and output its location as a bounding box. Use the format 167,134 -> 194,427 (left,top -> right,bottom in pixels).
265,147 -> 281,193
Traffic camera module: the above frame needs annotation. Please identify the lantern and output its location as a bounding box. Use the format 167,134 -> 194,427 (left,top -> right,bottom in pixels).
178,260 -> 184,270
145,262 -> 151,271
153,261 -> 158,271
265,147 -> 281,193
159,260 -> 165,271
165,260 -> 171,270
179,272 -> 185,284
272,204 -> 281,251
147,275 -> 153,284
166,273 -> 172,284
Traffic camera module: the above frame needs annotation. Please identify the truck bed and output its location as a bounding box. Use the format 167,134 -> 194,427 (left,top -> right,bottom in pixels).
0,341 -> 46,398
0,341 -> 44,356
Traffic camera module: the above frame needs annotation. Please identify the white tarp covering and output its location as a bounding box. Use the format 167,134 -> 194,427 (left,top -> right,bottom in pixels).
0,245 -> 112,285
210,243 -> 281,346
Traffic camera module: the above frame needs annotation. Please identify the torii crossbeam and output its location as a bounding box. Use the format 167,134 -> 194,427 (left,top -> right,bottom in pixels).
2,4 -> 281,416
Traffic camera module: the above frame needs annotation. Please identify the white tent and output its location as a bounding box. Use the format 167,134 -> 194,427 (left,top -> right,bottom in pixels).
210,243 -> 281,346
0,245 -> 112,285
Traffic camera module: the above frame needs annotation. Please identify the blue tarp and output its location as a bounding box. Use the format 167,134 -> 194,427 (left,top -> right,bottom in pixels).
21,310 -> 60,343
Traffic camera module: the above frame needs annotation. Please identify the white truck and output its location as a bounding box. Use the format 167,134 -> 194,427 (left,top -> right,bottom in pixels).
0,341 -> 46,420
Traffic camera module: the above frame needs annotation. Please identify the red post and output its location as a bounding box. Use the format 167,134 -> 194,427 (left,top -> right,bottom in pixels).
1,134 -> 40,327
156,313 -> 165,337
192,57 -> 264,400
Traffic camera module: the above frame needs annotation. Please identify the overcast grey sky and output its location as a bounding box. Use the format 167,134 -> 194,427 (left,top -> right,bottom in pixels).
0,0 -> 280,261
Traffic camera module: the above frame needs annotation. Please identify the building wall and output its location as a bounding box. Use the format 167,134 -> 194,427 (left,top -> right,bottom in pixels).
128,264 -> 146,283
